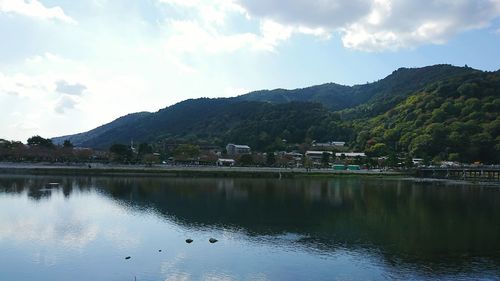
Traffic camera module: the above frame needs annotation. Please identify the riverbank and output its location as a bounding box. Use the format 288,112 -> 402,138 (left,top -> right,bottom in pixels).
0,162 -> 405,178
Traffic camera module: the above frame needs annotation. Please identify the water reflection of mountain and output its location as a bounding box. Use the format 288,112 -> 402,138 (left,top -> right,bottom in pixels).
1,175 -> 499,274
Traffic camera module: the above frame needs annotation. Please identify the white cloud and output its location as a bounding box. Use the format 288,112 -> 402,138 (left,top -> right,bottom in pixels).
235,0 -> 500,51
160,0 -> 331,61
55,80 -> 87,96
159,0 -> 247,25
0,72 -> 53,98
0,0 -> 77,24
236,0 -> 371,28
0,72 -> 83,116
159,0 -> 309,71
54,95 -> 78,114
341,0 -> 500,51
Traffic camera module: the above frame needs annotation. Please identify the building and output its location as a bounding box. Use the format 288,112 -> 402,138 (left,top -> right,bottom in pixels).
305,151 -> 334,163
335,152 -> 366,158
217,158 -> 235,166
312,141 -> 346,149
226,144 -> 251,156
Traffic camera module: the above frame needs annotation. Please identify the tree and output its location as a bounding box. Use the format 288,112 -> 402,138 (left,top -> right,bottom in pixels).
63,140 -> 74,148
366,143 -> 388,157
109,144 -> 133,163
27,136 -> 54,148
174,144 -> 199,161
386,152 -> 398,168
321,152 -> 330,168
138,143 -> 153,155
239,154 -> 253,166
266,152 -> 276,166
409,134 -> 432,157
404,154 -> 413,168
142,153 -> 160,165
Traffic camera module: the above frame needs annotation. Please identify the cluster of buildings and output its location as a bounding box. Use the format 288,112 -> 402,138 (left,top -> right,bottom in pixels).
214,142 -> 367,168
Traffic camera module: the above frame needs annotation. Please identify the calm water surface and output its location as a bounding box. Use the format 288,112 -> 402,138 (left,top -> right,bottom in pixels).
0,175 -> 499,281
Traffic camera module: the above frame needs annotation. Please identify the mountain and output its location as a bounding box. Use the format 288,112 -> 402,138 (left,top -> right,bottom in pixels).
52,64 -> 499,163
352,69 -> 500,163
236,83 -> 357,111
54,99 -> 345,150
237,64 -> 479,116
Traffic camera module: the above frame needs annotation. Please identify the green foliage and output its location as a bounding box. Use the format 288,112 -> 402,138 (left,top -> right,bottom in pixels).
109,144 -> 133,163
63,140 -> 74,148
138,143 -> 153,155
27,136 -> 54,148
174,144 -> 199,161
266,152 -> 276,166
321,152 -> 330,168
352,70 -> 500,163
239,154 -> 254,166
366,143 -> 388,157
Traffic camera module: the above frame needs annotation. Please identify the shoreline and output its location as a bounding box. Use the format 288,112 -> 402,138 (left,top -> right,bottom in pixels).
1,163 -> 498,186
0,162 -> 405,178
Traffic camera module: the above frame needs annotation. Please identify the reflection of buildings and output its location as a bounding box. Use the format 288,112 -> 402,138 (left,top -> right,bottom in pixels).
216,178 -> 249,200
305,151 -> 367,166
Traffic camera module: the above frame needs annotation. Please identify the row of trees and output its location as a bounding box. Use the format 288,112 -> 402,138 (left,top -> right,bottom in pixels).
0,136 -> 92,162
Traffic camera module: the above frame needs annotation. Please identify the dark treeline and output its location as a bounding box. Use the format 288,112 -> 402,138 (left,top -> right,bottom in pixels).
0,136 -> 93,162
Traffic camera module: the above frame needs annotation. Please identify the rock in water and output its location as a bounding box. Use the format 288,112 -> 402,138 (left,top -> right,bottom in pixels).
158,249 -> 162,252
125,256 -> 131,260
185,239 -> 193,243
209,238 -> 218,243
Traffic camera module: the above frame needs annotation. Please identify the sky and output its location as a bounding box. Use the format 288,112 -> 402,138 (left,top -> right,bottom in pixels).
1,0 -> 500,142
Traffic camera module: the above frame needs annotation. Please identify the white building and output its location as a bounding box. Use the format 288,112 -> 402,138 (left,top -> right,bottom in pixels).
217,158 -> 236,166
305,151 -> 334,162
335,152 -> 366,157
226,144 -> 251,156
312,141 -> 346,148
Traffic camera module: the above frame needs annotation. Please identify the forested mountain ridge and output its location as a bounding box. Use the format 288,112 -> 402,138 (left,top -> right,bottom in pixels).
236,83 -> 356,111
55,99 -> 346,150
52,64 -> 500,163
352,70 -> 500,163
237,64 -> 479,115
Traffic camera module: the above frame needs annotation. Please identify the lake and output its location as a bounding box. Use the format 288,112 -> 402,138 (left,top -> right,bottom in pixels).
0,175 -> 499,280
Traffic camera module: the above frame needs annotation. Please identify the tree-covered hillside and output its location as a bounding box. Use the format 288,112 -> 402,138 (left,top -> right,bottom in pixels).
237,83 -> 357,111
55,99 -> 348,151
353,71 -> 500,163
238,64 -> 478,114
51,64 -> 499,163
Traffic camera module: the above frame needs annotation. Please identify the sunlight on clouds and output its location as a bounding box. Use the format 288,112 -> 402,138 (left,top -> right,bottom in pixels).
0,0 -> 76,24
159,0 -> 247,25
236,0 -> 500,51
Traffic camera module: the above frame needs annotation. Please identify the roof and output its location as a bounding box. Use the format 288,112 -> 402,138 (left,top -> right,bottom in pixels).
335,152 -> 366,157
228,144 -> 250,149
306,151 -> 334,155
